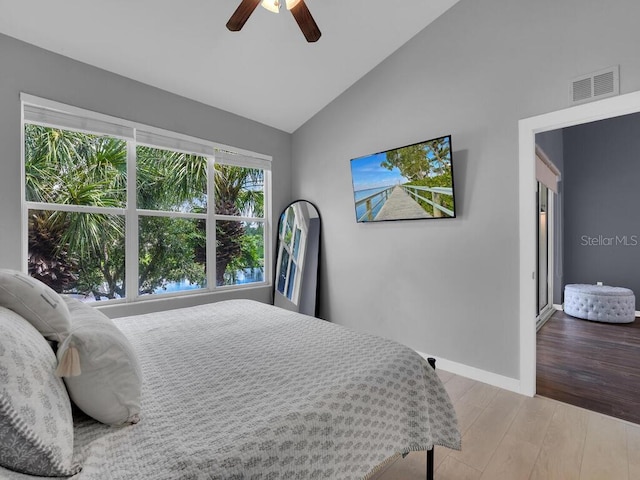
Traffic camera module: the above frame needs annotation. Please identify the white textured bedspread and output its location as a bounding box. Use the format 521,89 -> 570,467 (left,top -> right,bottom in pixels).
3,299 -> 460,479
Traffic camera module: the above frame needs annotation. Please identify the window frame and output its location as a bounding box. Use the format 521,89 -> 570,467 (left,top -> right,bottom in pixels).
21,93 -> 272,304
276,203 -> 309,304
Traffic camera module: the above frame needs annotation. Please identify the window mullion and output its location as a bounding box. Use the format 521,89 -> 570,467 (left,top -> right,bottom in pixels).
136,209 -> 207,220
215,214 -> 265,223
206,157 -> 218,290
263,169 -> 272,290
125,140 -> 138,302
24,202 -> 126,216
207,156 -> 216,290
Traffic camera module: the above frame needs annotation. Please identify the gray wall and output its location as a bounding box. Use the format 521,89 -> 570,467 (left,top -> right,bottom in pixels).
535,130 -> 564,305
292,0 -> 640,379
0,33 -> 292,317
562,113 -> 640,309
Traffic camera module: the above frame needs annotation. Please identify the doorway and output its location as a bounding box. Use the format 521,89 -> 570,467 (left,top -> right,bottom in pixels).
518,90 -> 640,397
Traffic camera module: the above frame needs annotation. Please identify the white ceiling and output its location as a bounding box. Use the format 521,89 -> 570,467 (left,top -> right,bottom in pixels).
0,0 -> 460,133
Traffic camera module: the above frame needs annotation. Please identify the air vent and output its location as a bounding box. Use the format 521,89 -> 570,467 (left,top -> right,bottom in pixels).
570,66 -> 619,105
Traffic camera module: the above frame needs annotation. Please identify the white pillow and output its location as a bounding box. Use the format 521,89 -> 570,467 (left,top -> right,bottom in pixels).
0,269 -> 71,343
0,306 -> 80,477
57,297 -> 142,426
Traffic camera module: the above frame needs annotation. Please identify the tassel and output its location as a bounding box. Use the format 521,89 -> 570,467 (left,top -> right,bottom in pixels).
55,345 -> 81,377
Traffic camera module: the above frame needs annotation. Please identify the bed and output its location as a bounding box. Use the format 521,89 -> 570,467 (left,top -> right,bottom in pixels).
1,291 -> 460,479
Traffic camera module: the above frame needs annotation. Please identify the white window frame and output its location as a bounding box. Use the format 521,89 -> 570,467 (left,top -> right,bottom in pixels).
21,93 -> 272,304
276,203 -> 309,304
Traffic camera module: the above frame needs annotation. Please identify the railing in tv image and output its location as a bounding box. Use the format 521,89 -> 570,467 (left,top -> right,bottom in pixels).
350,135 -> 456,222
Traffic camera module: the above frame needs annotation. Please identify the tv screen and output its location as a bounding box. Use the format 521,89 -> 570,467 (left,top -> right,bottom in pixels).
350,135 -> 456,222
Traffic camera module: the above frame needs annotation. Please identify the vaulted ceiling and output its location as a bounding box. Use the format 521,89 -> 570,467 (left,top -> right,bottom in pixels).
0,0 -> 460,132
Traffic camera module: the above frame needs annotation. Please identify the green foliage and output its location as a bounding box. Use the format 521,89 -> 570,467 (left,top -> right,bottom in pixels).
25,125 -> 265,299
136,146 -> 207,212
404,176 -> 455,216
222,223 -> 264,285
139,217 -> 206,294
213,164 -> 265,286
380,137 -> 451,181
214,164 -> 264,217
380,137 -> 454,216
25,124 -> 127,206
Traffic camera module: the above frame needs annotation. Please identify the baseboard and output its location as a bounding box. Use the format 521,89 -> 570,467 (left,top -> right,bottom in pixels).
416,351 -> 522,395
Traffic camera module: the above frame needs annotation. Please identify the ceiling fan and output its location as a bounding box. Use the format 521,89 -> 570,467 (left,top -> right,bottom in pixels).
226,0 -> 321,43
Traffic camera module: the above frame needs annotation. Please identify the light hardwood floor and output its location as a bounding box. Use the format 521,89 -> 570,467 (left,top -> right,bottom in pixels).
372,370 -> 640,480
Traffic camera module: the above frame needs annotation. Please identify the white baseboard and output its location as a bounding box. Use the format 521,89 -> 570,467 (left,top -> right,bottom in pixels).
416,351 -> 522,395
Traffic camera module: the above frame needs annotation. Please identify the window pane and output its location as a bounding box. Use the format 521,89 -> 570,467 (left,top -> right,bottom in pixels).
216,220 -> 264,286
292,228 -> 302,260
287,262 -> 296,300
138,216 -> 206,295
279,210 -> 287,237
277,249 -> 289,294
137,146 -> 207,213
28,209 -> 125,301
214,164 -> 264,217
24,125 -> 127,207
285,209 -> 294,242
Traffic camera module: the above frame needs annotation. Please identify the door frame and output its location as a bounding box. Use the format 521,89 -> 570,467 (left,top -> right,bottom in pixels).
518,90 -> 640,396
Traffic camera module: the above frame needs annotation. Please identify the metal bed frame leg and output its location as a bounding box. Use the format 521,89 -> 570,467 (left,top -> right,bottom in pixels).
426,357 -> 436,480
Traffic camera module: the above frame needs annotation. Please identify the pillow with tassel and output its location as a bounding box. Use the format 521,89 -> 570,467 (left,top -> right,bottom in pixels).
56,297 -> 142,426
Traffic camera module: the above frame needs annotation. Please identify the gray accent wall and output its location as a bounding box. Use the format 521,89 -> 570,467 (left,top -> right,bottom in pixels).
562,113 -> 640,309
292,0 -> 640,379
0,33 -> 292,317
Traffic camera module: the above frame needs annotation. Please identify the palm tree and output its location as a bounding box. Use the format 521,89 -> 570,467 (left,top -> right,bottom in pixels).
28,210 -> 78,292
213,163 -> 264,285
25,126 -> 265,297
25,125 -> 126,297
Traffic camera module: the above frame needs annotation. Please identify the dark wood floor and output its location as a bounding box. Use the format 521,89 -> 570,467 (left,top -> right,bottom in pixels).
537,309 -> 640,425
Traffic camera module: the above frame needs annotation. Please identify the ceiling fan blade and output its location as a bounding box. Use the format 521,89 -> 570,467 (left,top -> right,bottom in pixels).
290,1 -> 321,42
226,0 -> 262,32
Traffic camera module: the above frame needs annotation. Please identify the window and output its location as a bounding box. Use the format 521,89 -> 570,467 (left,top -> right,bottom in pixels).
22,95 -> 271,302
276,203 -> 308,303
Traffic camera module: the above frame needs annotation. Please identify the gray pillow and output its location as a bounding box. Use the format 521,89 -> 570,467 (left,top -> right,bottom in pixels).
0,306 -> 80,476
0,269 -> 71,343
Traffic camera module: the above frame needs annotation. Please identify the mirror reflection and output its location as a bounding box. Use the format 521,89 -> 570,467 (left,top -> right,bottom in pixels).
274,200 -> 321,316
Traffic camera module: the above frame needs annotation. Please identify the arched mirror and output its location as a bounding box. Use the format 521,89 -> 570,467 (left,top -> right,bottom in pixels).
274,200 -> 321,316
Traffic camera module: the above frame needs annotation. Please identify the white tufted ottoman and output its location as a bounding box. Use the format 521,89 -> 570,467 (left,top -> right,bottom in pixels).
564,284 -> 636,323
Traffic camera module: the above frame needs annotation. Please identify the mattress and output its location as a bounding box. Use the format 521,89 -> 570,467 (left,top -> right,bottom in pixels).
1,299 -> 460,479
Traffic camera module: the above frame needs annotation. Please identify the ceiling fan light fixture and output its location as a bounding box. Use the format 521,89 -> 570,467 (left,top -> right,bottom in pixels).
285,0 -> 302,10
229,0 -> 321,42
261,0 -> 281,13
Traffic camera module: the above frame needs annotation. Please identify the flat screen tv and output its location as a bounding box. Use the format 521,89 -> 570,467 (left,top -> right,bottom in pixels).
350,135 -> 456,223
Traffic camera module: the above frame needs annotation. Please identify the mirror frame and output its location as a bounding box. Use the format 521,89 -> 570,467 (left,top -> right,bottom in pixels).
273,200 -> 321,317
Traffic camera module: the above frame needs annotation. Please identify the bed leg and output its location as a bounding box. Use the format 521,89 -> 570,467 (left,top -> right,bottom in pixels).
427,357 -> 436,370
427,357 -> 436,480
